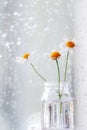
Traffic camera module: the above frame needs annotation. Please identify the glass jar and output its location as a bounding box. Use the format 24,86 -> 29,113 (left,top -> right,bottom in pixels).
41,82 -> 74,130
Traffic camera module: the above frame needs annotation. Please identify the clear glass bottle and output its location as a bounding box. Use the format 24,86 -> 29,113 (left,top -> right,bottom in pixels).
41,82 -> 74,130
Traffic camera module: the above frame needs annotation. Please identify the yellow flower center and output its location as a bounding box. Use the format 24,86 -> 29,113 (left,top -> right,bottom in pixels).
50,51 -> 61,60
66,41 -> 75,48
22,53 -> 30,59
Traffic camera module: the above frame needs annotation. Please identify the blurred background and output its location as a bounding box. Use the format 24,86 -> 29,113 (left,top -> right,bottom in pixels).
0,0 -> 87,130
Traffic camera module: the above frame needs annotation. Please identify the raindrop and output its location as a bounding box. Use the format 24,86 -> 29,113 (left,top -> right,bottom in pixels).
16,41 -> 21,45
19,3 -> 23,8
5,42 -> 10,48
6,101 -> 9,105
1,33 -> 7,38
10,25 -> 14,31
48,18 -> 53,23
13,12 -> 18,16
43,27 -> 49,32
24,23 -> 29,27
0,55 -> 2,59
3,1 -> 8,6
65,25 -> 69,30
28,17 -> 33,20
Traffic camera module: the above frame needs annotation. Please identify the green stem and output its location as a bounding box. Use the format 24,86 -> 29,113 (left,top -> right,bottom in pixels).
56,59 -> 60,96
56,60 -> 62,113
64,51 -> 69,82
30,62 -> 47,82
60,102 -> 62,113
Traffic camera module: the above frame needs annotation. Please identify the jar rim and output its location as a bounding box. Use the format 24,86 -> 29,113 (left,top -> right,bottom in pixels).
44,81 -> 70,86
45,82 -> 58,87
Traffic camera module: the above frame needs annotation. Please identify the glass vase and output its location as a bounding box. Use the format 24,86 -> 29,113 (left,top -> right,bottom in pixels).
41,82 -> 74,130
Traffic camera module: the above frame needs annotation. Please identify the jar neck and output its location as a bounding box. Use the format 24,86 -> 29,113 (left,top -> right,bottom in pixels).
60,82 -> 71,97
44,82 -> 70,88
44,82 -> 71,96
44,82 -> 58,94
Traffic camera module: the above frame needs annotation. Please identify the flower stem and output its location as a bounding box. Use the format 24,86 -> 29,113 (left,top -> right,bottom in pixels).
30,62 -> 47,82
56,60 -> 62,113
56,59 -> 60,97
64,51 -> 69,82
